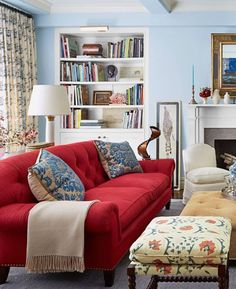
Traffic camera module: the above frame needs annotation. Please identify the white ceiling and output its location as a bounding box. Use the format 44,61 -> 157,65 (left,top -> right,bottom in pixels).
4,0 -> 236,14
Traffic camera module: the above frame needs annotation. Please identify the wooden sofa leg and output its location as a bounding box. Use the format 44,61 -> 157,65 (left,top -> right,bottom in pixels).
0,266 -> 10,284
103,269 -> 115,287
165,200 -> 171,210
127,264 -> 136,289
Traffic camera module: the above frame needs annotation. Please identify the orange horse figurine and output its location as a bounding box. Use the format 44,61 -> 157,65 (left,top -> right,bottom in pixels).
137,126 -> 161,160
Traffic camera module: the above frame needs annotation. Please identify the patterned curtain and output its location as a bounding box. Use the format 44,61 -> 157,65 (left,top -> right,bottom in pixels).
0,5 -> 37,143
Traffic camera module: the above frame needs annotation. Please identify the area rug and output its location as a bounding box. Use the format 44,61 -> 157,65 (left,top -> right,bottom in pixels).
2,199 -> 236,289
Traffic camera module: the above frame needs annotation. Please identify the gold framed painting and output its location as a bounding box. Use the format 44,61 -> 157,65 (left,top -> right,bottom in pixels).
212,33 -> 236,97
93,90 -> 112,105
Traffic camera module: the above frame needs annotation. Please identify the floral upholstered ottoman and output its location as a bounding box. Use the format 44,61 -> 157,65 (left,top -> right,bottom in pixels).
127,216 -> 232,289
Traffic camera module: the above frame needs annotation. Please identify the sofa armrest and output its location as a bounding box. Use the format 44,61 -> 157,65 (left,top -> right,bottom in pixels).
85,201 -> 121,240
139,159 -> 175,177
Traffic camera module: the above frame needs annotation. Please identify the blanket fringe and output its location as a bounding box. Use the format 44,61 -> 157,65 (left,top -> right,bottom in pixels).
26,256 -> 85,273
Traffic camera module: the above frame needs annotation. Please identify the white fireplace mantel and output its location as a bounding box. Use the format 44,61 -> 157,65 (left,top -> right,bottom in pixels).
187,104 -> 236,145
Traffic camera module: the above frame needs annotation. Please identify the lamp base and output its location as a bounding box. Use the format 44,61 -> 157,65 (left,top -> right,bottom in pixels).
45,116 -> 55,143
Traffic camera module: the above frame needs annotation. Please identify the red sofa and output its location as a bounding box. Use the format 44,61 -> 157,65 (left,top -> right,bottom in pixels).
0,141 -> 174,286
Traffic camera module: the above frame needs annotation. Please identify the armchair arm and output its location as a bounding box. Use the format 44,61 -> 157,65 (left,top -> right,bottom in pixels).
139,159 -> 175,177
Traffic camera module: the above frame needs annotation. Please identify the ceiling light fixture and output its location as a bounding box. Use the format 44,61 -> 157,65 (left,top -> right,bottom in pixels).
80,26 -> 109,32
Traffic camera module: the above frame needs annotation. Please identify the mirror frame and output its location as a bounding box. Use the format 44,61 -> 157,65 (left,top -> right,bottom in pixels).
212,33 -> 236,98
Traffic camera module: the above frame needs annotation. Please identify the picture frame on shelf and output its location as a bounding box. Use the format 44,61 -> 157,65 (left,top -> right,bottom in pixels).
93,90 -> 112,105
119,67 -> 143,81
156,101 -> 181,190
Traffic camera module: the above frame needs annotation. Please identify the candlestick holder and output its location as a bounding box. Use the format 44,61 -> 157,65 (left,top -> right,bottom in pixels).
189,85 -> 197,104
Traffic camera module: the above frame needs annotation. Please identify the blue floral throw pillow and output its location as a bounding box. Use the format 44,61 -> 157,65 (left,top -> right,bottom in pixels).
94,140 -> 143,179
28,149 -> 85,201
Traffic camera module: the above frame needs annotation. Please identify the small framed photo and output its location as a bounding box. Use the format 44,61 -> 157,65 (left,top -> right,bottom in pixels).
93,91 -> 112,105
156,101 -> 181,190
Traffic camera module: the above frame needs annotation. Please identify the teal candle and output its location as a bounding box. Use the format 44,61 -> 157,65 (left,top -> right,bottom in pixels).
192,65 -> 194,86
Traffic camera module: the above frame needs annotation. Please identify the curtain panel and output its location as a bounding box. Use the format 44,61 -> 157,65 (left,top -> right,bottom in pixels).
0,5 -> 37,143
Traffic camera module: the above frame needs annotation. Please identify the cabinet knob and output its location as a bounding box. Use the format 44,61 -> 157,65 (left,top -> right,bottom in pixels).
98,136 -> 101,139
103,136 -> 106,139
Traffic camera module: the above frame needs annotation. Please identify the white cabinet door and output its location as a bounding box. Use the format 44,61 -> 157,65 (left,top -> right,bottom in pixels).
103,131 -> 144,159
59,130 -> 145,159
59,131 -> 102,144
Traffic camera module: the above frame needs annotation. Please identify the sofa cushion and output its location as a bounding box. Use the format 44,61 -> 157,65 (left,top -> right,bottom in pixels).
85,173 -> 170,230
187,167 -> 229,184
94,140 -> 143,179
99,172 -> 170,190
28,149 -> 85,201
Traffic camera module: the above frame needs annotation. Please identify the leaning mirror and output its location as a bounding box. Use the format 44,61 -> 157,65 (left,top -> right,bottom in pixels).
212,33 -> 236,97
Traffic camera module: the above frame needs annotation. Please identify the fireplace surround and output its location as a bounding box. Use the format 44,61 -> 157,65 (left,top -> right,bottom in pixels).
187,104 -> 236,146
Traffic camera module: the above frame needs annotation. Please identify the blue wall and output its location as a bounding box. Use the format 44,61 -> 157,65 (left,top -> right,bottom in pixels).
36,27 -> 55,141
34,12 -> 236,151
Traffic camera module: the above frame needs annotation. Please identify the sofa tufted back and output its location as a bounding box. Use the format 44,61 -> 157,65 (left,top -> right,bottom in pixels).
0,141 -> 108,207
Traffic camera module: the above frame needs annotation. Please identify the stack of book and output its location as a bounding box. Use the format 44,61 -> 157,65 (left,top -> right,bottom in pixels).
60,62 -> 105,82
107,37 -> 144,58
82,44 -> 103,56
123,109 -> 143,129
61,36 -> 80,58
80,120 -> 106,129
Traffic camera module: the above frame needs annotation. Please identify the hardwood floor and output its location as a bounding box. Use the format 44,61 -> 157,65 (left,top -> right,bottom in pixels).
173,189 -> 183,199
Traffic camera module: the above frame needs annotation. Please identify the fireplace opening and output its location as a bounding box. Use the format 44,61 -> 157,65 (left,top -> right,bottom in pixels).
214,139 -> 236,170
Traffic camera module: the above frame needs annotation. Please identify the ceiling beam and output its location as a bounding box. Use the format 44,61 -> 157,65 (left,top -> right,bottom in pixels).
140,0 -> 172,13
21,0 -> 51,13
159,0 -> 172,13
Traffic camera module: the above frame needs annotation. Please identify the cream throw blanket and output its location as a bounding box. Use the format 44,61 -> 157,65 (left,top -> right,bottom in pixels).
26,200 -> 97,273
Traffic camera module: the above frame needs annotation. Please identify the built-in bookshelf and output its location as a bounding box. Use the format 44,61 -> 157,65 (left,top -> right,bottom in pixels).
55,28 -> 148,157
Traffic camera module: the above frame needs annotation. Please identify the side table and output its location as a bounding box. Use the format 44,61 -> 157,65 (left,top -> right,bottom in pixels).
26,142 -> 54,152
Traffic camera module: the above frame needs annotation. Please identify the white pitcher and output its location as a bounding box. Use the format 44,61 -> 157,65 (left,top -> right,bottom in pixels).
224,92 -> 230,104
211,89 -> 221,104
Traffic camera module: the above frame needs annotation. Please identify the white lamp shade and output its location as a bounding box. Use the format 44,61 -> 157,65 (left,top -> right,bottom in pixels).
28,85 -> 70,116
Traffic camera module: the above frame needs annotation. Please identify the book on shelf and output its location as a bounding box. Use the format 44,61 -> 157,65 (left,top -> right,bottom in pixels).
64,85 -> 89,105
61,35 -> 80,58
60,62 -> 105,82
122,109 -> 143,129
80,119 -> 103,123
126,84 -> 144,105
107,37 -> 144,58
80,119 -> 106,129
80,125 -> 106,129
62,109 -> 81,129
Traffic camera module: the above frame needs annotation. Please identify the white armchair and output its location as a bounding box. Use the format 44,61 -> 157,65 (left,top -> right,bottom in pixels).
183,143 -> 229,204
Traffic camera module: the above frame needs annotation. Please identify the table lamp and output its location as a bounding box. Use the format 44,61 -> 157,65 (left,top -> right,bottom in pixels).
28,85 -> 70,143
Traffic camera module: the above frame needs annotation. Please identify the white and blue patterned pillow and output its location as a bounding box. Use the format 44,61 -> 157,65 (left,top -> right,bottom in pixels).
94,140 -> 143,179
28,149 -> 84,201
